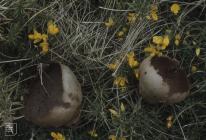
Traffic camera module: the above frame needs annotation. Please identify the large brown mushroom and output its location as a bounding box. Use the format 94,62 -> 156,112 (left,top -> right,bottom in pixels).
139,56 -> 190,104
24,62 -> 82,127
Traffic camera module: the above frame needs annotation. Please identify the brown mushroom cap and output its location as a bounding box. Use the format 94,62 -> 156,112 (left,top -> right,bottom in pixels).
139,56 -> 190,104
24,63 -> 82,127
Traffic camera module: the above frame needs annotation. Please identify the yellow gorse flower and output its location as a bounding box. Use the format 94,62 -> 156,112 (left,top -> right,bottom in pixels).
166,115 -> 174,129
107,60 -> 119,71
51,132 -> 65,140
127,58 -> 139,68
162,35 -> 170,49
88,129 -> 98,137
28,30 -> 43,44
109,135 -> 117,140
28,29 -> 49,54
127,12 -> 138,24
40,41 -> 49,54
42,33 -> 48,41
116,27 -> 128,40
28,31 -> 49,43
119,137 -> 126,140
105,17 -> 115,28
175,34 -> 181,40
152,35 -> 170,50
170,3 -> 181,15
175,34 -> 181,46
127,51 -> 139,68
28,20 -> 59,54
107,63 -> 118,71
147,5 -> 158,21
134,68 -> 140,79
144,46 -> 156,53
127,51 -> 136,58
152,36 -> 163,45
151,12 -> 158,21
108,135 -> 126,140
148,35 -> 170,56
166,115 -> 173,121
144,45 -> 162,57
47,20 -> 59,35
144,46 -> 157,56
113,76 -> 128,87
117,31 -> 124,37
167,121 -> 173,129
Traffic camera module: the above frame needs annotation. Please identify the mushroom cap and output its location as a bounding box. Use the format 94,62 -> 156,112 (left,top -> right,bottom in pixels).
24,63 -> 82,127
139,56 -> 190,104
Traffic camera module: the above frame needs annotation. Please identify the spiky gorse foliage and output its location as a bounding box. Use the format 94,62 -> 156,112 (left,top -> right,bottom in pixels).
0,68 -> 23,127
0,0 -> 206,139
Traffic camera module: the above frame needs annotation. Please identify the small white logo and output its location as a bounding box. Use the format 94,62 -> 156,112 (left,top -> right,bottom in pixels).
4,123 -> 17,136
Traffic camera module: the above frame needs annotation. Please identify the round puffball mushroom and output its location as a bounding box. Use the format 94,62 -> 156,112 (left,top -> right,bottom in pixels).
24,62 -> 82,127
139,56 -> 189,104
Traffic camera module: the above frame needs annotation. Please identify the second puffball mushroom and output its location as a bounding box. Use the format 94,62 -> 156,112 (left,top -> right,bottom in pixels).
139,56 -> 189,104
24,62 -> 82,127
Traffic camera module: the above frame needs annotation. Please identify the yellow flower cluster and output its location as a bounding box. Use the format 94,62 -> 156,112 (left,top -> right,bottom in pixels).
126,51 -> 140,79
28,20 -> 59,54
127,12 -> 138,24
146,5 -> 158,21
105,17 -> 115,28
107,52 -> 139,91
117,31 -> 124,38
144,35 -> 170,57
107,61 -> 119,71
109,135 -> 126,140
28,30 -> 49,54
144,44 -> 161,56
116,27 -> 128,41
127,51 -> 139,68
28,30 -> 46,44
166,115 -> 174,129
153,35 -> 170,49
170,3 -> 181,15
47,20 -> 60,35
51,132 -> 65,140
39,41 -> 49,53
113,76 -> 128,88
88,129 -> 98,137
